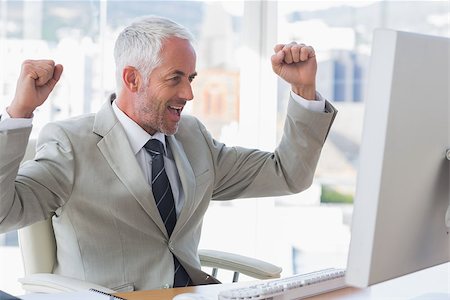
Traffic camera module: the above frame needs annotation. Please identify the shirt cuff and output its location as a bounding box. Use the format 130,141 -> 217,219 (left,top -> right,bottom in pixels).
0,108 -> 33,130
290,90 -> 326,112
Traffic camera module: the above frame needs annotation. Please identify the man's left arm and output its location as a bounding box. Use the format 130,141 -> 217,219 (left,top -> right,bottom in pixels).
210,42 -> 336,200
209,94 -> 336,200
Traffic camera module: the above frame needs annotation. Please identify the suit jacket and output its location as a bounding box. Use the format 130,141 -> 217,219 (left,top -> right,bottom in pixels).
0,96 -> 336,291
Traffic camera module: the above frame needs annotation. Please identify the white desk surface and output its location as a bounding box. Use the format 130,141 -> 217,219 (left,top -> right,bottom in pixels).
347,262 -> 450,300
321,262 -> 450,300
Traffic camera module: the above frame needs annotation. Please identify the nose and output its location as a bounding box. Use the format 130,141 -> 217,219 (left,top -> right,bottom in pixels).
179,81 -> 194,101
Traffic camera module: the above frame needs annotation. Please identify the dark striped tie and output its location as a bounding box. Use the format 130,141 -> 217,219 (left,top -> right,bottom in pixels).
144,139 -> 192,287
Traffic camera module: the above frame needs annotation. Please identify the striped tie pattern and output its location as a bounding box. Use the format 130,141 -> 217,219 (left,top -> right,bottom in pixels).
144,139 -> 192,287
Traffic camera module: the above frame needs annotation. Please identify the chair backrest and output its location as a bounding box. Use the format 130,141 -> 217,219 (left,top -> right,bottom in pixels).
18,219 -> 56,275
17,139 -> 57,276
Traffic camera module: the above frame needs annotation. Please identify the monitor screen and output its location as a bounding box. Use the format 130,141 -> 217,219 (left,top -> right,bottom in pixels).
346,29 -> 450,288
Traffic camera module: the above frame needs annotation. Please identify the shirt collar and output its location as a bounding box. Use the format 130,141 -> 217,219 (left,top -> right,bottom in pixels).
112,100 -> 167,155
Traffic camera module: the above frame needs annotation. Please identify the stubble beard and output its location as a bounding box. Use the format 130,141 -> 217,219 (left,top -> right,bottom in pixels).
136,89 -> 179,136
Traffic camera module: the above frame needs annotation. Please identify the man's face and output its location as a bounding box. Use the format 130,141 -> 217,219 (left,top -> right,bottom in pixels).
135,37 -> 197,135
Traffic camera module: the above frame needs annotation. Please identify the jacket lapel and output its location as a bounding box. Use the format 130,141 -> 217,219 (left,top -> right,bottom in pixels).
93,101 -> 168,237
166,135 -> 196,238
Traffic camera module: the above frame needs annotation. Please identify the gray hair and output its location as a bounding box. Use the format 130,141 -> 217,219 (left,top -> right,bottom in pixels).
114,15 -> 195,93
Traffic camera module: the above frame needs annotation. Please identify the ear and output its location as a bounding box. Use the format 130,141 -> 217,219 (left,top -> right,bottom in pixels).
122,66 -> 141,93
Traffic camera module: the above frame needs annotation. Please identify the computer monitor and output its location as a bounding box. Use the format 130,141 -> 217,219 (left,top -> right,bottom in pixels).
346,29 -> 450,288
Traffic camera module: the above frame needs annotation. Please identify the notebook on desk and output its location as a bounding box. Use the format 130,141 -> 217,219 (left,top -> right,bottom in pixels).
18,289 -> 125,300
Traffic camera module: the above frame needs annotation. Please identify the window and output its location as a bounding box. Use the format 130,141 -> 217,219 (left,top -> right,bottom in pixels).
0,0 -> 449,294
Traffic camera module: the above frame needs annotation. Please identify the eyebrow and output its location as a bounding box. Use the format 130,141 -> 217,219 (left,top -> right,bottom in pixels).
171,70 -> 197,78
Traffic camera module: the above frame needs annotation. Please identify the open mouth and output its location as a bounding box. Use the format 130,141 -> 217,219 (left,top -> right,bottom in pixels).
168,105 -> 183,116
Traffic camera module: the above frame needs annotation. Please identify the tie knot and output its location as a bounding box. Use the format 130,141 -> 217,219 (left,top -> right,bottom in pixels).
144,139 -> 165,157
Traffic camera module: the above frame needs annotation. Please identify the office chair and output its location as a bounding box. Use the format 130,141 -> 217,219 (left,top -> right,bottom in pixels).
17,141 -> 282,294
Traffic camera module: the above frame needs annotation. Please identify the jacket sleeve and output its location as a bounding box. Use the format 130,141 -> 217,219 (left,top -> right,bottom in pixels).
0,123 -> 75,233
205,97 -> 337,200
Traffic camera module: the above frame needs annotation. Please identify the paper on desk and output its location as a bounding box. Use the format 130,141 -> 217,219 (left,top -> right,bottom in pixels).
19,290 -> 113,300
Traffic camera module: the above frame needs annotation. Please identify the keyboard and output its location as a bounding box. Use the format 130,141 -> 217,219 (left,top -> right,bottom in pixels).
218,268 -> 346,300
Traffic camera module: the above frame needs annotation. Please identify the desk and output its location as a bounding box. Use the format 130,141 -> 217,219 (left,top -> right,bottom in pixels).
115,284 -> 364,300
115,263 -> 449,300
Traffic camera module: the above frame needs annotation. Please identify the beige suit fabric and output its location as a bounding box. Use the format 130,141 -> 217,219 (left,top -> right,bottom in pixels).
0,96 -> 336,291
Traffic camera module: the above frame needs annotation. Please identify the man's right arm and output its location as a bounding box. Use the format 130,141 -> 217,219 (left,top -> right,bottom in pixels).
0,121 -> 74,233
0,60 -> 65,233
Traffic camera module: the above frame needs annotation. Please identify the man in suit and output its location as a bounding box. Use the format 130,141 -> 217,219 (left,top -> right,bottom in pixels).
0,16 -> 336,291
